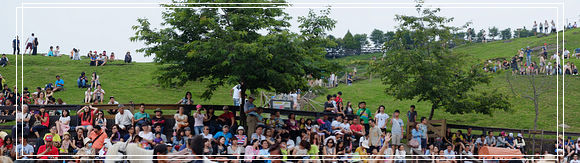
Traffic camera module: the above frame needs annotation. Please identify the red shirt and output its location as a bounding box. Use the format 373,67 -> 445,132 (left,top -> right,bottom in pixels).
219,112 -> 235,124
37,145 -> 59,159
40,112 -> 50,127
335,96 -> 343,103
80,111 -> 94,126
350,124 -> 363,132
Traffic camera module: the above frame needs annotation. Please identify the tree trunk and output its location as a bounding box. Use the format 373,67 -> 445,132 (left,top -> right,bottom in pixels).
428,103 -> 437,120
240,82 -> 247,127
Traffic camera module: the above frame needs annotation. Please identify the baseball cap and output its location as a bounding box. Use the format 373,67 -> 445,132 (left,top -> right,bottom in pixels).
184,127 -> 191,131
317,119 -> 325,124
237,126 -> 245,131
45,135 -> 53,142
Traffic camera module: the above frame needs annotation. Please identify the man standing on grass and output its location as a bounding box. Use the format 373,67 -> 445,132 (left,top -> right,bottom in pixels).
231,83 -> 242,106
24,33 -> 35,54
368,119 -> 382,152
525,46 -> 533,67
13,36 -> 20,55
390,110 -> 404,145
244,96 -> 259,137
356,101 -> 371,134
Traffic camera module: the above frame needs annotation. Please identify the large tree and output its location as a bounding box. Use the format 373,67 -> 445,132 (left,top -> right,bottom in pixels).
500,28 -> 512,40
373,4 -> 510,120
488,26 -> 499,40
370,29 -> 385,48
131,1 -> 336,120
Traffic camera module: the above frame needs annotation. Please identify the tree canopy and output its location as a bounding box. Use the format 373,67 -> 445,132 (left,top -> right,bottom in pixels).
131,1 -> 336,100
372,4 -> 510,119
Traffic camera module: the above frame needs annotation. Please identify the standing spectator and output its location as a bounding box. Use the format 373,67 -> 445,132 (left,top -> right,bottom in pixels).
37,135 -> 59,159
133,103 -> 150,127
419,117 -> 429,150
53,75 -> 64,92
347,72 -> 353,86
12,36 -> 20,55
24,33 -> 34,54
115,104 -> 133,131
356,102 -> 371,134
374,105 -> 389,132
329,72 -> 335,87
390,110 -> 404,145
193,105 -> 205,135
174,106 -> 189,131
124,52 -> 132,63
0,54 -> 9,68
32,37 -> 39,55
525,46 -> 533,68
231,84 -> 242,106
539,21 -> 544,33
532,21 -> 538,36
544,20 -> 549,34
551,20 -> 556,33
411,123 -> 424,151
92,84 -> 105,104
244,96 -> 259,137
407,105 -> 417,123
55,110 -> 70,136
31,106 -> 49,138
15,137 -> 33,159
367,119 -> 381,152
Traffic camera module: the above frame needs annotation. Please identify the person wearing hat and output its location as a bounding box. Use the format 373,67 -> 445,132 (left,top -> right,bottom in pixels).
514,133 -> 526,153
59,132 -> 73,153
496,131 -> 508,148
244,95 -> 259,136
506,133 -> 515,149
115,104 -> 133,131
234,126 -> 247,146
75,138 -> 95,160
37,134 -> 59,159
218,106 -> 236,132
152,108 -> 166,128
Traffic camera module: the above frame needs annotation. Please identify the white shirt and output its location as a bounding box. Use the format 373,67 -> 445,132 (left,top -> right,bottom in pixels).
232,85 -> 241,99
331,120 -> 342,130
108,101 -> 119,104
202,133 -> 213,140
59,116 -> 70,124
570,160 -> 580,163
340,123 -> 350,131
375,113 -> 390,129
115,110 -> 133,127
139,131 -> 154,141
329,74 -> 335,81
27,36 -> 34,43
93,88 -> 105,97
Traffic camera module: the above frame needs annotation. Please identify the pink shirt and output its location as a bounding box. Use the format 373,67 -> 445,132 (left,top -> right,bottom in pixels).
193,113 -> 205,127
244,146 -> 259,161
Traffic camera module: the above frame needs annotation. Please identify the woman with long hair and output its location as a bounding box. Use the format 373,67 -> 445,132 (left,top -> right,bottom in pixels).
109,125 -> 122,144
171,129 -> 186,151
56,109 -> 70,136
177,92 -> 194,105
323,138 -> 337,162
31,107 -> 49,138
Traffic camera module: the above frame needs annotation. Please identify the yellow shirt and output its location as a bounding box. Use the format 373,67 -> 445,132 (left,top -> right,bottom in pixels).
43,133 -> 61,143
355,146 -> 369,163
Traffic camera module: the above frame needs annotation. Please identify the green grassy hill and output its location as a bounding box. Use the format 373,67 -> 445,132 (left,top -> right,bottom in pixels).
1,28 -> 578,132
315,28 -> 580,132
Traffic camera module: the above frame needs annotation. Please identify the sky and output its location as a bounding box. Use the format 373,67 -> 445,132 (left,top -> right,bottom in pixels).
1,0 -> 579,62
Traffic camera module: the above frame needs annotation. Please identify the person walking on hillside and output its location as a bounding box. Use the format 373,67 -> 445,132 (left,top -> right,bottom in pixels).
24,33 -> 35,54
12,36 -> 20,55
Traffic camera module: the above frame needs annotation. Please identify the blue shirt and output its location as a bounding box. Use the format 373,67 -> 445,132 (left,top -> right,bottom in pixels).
244,102 -> 259,117
16,144 -> 34,159
55,79 -> 64,87
525,49 -> 533,56
213,131 -> 233,144
321,120 -> 332,134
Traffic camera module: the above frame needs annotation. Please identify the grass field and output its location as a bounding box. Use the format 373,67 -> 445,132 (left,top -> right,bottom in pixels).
1,28 -> 578,133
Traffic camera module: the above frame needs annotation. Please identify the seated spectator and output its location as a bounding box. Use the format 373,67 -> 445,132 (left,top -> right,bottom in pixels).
15,137 -> 34,159
94,111 -> 107,130
125,52 -> 132,63
37,135 -> 59,159
153,124 -> 167,143
92,84 -> 105,104
213,125 -> 233,144
177,91 -> 194,105
88,125 -> 107,151
52,75 -> 64,92
0,137 -> 14,158
13,105 -> 31,138
77,105 -> 98,132
0,54 -> 9,67
97,53 -> 107,66
123,126 -> 137,143
44,126 -> 62,145
90,72 -> 100,89
47,46 -> 54,57
31,106 -> 49,138
71,128 -> 85,153
74,138 -> 95,160
107,96 -> 119,115
55,110 -> 70,136
174,106 -> 188,131
218,106 -> 235,131
90,52 -> 98,66
109,125 -> 122,144
138,123 -> 154,149
171,129 -> 186,151
133,103 -> 150,127
59,132 -> 72,154
200,126 -> 213,141
84,87 -> 93,104
151,108 -> 166,128
77,72 -> 88,88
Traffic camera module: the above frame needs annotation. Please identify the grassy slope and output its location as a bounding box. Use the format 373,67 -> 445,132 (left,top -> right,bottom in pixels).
314,28 -> 580,132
